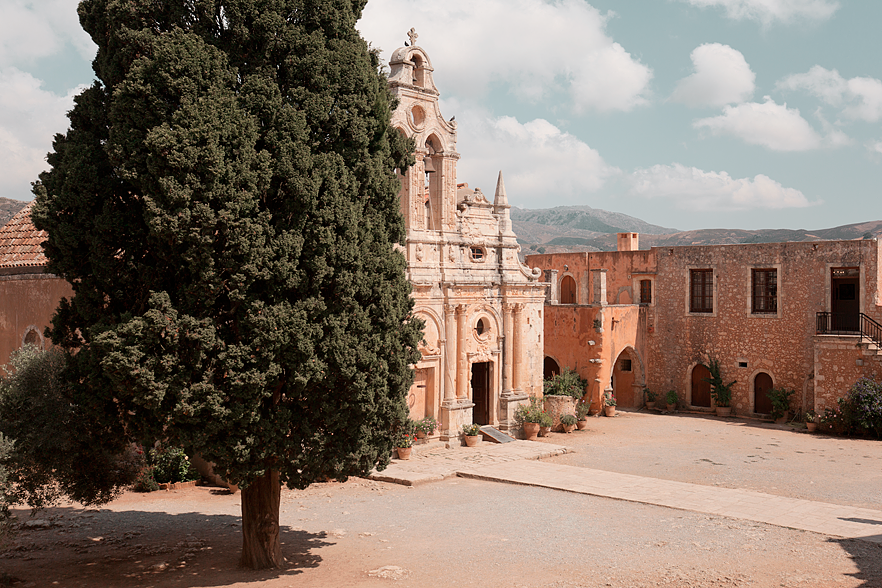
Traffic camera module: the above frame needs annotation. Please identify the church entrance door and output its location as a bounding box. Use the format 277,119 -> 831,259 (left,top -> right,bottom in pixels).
471,362 -> 491,425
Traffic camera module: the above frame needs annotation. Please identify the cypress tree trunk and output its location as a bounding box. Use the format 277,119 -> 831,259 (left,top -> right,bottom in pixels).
240,470 -> 281,569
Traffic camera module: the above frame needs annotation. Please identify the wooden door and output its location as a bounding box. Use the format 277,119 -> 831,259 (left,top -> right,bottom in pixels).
471,362 -> 490,425
832,268 -> 860,332
754,372 -> 773,414
691,364 -> 712,407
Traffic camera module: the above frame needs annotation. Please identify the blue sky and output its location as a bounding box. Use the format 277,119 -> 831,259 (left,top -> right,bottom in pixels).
2,0 -> 880,231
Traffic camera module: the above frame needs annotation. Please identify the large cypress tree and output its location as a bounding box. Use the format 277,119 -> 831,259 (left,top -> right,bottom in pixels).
31,0 -> 421,569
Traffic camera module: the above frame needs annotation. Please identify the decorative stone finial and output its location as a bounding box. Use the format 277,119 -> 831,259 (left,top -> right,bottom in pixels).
494,171 -> 509,208
408,28 -> 419,47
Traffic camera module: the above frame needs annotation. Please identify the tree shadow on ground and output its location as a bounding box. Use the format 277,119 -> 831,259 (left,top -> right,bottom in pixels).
832,536 -> 882,586
3,505 -> 334,587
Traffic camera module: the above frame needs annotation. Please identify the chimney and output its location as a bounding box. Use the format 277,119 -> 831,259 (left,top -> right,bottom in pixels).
617,232 -> 639,252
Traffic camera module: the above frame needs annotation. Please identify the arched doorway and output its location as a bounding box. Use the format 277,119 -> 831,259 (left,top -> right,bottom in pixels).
560,275 -> 577,304
691,364 -> 712,407
754,372 -> 773,414
543,357 -> 560,380
612,348 -> 642,408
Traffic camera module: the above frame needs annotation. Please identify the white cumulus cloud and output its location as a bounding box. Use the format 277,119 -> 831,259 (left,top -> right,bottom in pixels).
0,0 -> 94,67
0,68 -> 82,199
629,164 -> 815,211
670,43 -> 755,107
679,0 -> 839,24
359,0 -> 652,113
778,66 -> 882,122
445,101 -> 620,207
693,97 -> 822,150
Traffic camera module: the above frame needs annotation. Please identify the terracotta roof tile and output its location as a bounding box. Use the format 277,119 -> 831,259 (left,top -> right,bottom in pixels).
0,202 -> 48,269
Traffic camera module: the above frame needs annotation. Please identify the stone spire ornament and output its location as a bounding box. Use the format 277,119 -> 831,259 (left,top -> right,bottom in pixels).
408,27 -> 419,47
494,171 -> 510,208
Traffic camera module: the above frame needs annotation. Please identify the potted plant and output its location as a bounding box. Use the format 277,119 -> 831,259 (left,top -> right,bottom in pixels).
805,410 -> 818,432
768,387 -> 795,423
514,396 -> 544,440
705,358 -> 736,417
538,411 -> 553,436
665,389 -> 678,411
414,416 -> 438,439
644,388 -> 657,410
559,413 -> 577,433
544,368 -> 587,430
395,418 -> 416,459
462,423 -> 482,447
576,399 -> 590,429
603,391 -> 617,417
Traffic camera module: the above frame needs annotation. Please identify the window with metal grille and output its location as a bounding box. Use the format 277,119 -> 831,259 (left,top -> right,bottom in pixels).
690,269 -> 713,313
620,359 -> 632,372
752,269 -> 777,313
640,279 -> 652,304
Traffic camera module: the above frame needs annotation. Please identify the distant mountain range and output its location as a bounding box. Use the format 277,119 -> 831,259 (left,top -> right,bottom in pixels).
3,198 -> 879,254
511,205 -> 882,253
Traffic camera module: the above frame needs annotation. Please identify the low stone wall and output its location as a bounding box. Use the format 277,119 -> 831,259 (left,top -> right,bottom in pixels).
544,395 -> 575,432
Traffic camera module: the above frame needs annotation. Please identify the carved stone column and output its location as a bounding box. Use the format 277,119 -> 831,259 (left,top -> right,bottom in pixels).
512,303 -> 525,394
456,304 -> 468,399
443,304 -> 457,406
502,303 -> 514,396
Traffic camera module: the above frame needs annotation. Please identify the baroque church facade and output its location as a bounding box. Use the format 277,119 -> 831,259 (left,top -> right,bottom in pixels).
388,32 -> 547,439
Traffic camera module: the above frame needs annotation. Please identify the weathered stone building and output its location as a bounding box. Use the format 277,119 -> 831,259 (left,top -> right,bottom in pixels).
528,235 -> 882,416
388,32 -> 546,438
0,202 -> 72,366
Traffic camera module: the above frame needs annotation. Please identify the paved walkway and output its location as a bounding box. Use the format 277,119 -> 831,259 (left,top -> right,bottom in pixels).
372,439 -> 882,544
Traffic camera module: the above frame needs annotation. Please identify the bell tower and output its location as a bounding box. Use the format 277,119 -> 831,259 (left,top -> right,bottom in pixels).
388,29 -> 460,233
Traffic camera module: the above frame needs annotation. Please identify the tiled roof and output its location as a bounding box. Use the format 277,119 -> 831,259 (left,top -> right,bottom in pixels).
0,202 -> 48,269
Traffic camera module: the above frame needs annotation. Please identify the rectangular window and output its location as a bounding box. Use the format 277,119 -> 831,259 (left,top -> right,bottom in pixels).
690,269 -> 713,313
752,269 -> 777,314
640,279 -> 652,304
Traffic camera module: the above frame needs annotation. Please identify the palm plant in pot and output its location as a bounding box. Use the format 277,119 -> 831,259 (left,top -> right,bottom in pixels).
644,387 -> 657,410
705,358 -> 735,417
768,387 -> 795,423
665,389 -> 678,411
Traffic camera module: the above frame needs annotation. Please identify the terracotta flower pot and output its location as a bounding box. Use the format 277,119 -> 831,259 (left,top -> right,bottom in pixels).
715,406 -> 732,417
806,422 -> 818,432
538,426 -> 551,437
645,401 -> 656,410
666,403 -> 677,412
416,431 -> 427,439
464,434 -> 479,447
576,419 -> 589,430
603,406 -> 616,417
523,422 -> 540,440
396,447 -> 412,460
562,423 -> 576,433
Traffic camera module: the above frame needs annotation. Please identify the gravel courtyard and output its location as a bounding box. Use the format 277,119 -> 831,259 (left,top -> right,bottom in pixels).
3,410 -> 881,588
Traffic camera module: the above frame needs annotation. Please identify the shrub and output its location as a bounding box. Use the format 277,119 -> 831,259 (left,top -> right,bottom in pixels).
665,390 -> 678,406
829,378 -> 882,438
767,387 -> 795,420
414,416 -> 439,435
704,358 -> 735,408
559,414 -> 577,426
543,368 -> 587,400
538,412 -> 553,428
643,388 -> 657,402
514,396 -> 544,425
132,467 -> 160,493
149,445 -> 198,484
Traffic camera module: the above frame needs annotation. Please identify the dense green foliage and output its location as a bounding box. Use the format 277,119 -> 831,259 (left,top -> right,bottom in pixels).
767,387 -> 795,420
149,445 -> 199,484
704,358 -> 735,408
822,378 -> 882,437
31,0 -> 421,499
543,368 -> 587,400
0,346 -> 141,512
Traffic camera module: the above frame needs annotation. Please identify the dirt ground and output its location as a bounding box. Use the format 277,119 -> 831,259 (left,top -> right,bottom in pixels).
3,410 -> 882,588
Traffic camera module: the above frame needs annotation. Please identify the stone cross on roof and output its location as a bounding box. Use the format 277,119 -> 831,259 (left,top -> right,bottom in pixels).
407,27 -> 418,47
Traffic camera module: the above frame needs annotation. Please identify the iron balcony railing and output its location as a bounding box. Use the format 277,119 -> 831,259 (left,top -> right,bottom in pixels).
817,312 -> 882,347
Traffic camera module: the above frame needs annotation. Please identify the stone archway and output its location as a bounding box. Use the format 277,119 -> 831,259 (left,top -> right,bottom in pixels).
543,357 -> 560,380
612,347 -> 644,408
